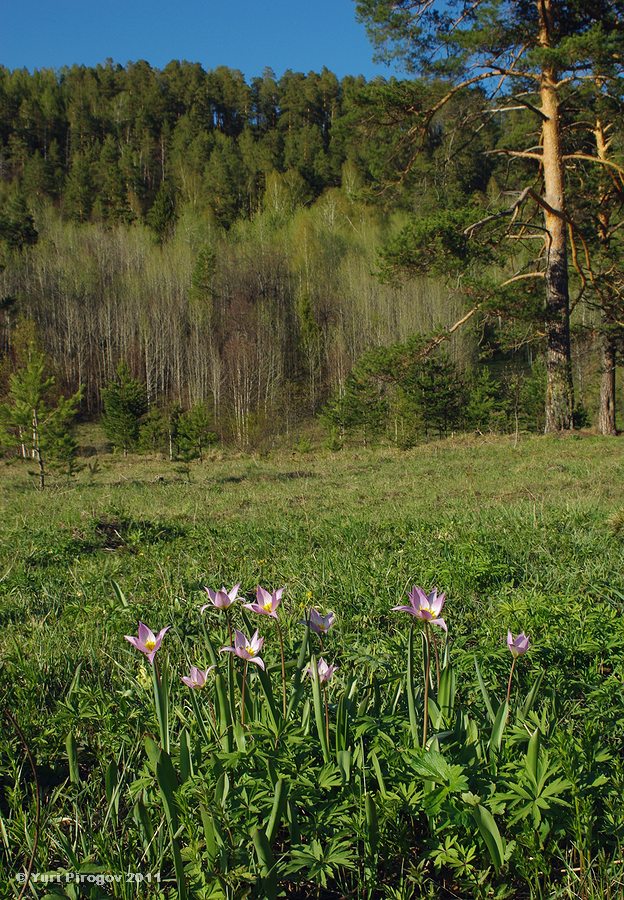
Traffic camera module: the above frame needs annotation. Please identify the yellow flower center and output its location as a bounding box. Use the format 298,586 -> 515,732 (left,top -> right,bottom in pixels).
144,639 -> 156,651
263,600 -> 273,612
246,645 -> 256,656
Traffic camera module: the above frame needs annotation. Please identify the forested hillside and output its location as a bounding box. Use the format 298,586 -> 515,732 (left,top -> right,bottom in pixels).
0,59 -> 621,451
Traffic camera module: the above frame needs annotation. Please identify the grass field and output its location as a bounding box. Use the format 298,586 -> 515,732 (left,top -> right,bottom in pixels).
1,434 -> 624,898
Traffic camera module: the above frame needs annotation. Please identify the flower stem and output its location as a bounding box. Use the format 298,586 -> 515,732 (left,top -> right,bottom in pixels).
276,619 -> 287,718
323,683 -> 330,749
226,610 -> 233,648
241,661 -> 248,726
431,628 -> 441,690
152,656 -> 169,754
506,657 -> 517,705
423,626 -> 430,748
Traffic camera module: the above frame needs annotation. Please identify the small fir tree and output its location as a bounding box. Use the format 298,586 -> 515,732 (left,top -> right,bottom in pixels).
101,362 -> 148,455
138,405 -> 169,455
177,403 -> 216,462
0,347 -> 81,489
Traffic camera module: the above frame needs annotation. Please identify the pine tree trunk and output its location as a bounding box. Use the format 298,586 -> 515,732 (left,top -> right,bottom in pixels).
598,332 -> 617,435
539,1 -> 574,433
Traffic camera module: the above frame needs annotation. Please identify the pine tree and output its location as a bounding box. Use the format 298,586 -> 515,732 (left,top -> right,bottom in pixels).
146,181 -> 177,242
356,0 -> 624,432
0,347 -> 81,488
101,362 -> 147,455
177,403 -> 216,462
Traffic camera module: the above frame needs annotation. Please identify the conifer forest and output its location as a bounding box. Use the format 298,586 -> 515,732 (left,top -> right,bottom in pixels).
1,1 -> 623,457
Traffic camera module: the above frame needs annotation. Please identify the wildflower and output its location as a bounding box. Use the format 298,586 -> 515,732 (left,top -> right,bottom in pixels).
392,586 -> 447,632
507,631 -> 530,658
220,629 -> 265,670
306,657 -> 338,683
305,607 -> 336,635
181,665 -> 214,689
124,622 -> 169,664
244,586 -> 283,619
201,583 -> 240,612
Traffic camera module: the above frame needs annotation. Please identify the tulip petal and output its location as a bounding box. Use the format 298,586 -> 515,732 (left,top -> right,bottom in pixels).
138,622 -> 154,644
124,635 -> 144,650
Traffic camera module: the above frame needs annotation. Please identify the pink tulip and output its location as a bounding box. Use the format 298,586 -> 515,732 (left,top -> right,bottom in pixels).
181,665 -> 214,689
244,586 -> 283,619
507,631 -> 530,658
306,657 -> 338,683
200,583 -> 240,612
305,608 -> 336,635
124,622 -> 169,664
220,629 -> 265,670
392,586 -> 447,631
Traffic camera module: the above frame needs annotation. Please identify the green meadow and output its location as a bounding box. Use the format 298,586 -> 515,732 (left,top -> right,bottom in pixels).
1,434 -> 624,898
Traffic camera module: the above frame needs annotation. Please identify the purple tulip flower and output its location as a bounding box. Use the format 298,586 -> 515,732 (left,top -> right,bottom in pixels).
306,657 -> 338,683
181,665 -> 214,689
305,608 -> 336,635
124,622 -> 170,664
244,586 -> 283,619
392,586 -> 447,631
220,629 -> 265,670
201,583 -> 240,612
507,631 -> 530,658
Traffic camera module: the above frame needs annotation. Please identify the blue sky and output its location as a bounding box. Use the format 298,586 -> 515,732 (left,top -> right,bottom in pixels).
2,0 -> 400,80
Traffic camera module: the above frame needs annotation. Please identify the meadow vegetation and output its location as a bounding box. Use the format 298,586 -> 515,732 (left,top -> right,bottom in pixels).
1,434 -> 624,897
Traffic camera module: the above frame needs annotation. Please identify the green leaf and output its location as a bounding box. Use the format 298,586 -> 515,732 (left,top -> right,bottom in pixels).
200,804 -> 219,865
310,654 -> 331,763
525,728 -> 540,784
155,750 -> 188,900
287,626 -> 310,718
470,804 -> 505,871
155,750 -> 180,831
520,670 -> 544,718
255,662 -> 280,731
179,728 -> 192,784
265,777 -> 289,845
365,792 -> 379,855
438,658 -> 456,722
144,735 -> 161,772
369,750 -> 387,797
489,701 -> 509,754
474,655 -> 495,723
337,749 -> 352,784
110,578 -> 129,608
214,670 -> 233,751
252,827 -> 277,898
66,732 -> 80,785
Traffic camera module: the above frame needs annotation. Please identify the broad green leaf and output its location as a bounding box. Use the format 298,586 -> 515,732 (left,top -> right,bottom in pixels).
526,728 -> 540,784
266,777 -> 289,844
474,655 -> 495,723
110,578 -> 129,608
365,792 -> 379,855
470,803 -> 505,871
489,701 -> 509,754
